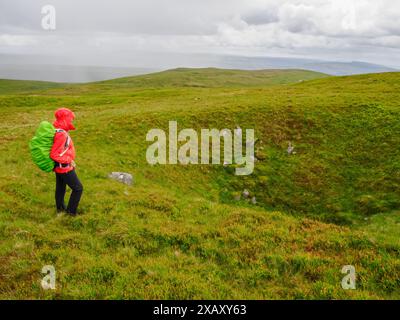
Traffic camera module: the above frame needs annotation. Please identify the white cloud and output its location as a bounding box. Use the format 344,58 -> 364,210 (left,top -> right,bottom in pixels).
0,34 -> 37,46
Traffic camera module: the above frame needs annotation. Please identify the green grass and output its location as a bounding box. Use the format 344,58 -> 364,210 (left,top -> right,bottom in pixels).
0,79 -> 66,95
0,69 -> 399,299
95,67 -> 328,88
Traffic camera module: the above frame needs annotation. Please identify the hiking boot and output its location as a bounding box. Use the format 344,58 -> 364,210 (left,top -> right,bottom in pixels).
66,211 -> 77,217
57,204 -> 67,212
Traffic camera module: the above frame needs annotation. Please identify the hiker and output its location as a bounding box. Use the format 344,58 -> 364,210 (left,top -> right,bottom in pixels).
50,108 -> 83,216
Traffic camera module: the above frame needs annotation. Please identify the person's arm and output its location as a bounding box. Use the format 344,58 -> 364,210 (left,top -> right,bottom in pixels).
50,132 -> 73,164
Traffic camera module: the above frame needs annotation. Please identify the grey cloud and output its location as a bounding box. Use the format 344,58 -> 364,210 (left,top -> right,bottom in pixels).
0,0 -> 242,35
0,0 -> 399,69
242,10 -> 279,26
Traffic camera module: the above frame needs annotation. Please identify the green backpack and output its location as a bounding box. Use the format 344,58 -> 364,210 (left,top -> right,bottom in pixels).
29,121 -> 56,172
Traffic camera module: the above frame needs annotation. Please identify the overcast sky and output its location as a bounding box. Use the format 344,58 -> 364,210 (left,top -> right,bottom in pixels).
1,0 -> 400,68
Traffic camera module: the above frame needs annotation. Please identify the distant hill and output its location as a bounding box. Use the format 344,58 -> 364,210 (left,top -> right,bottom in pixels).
301,61 -> 398,76
0,68 -> 328,94
95,68 -> 329,88
216,55 -> 397,76
0,79 -> 65,94
0,53 -> 396,83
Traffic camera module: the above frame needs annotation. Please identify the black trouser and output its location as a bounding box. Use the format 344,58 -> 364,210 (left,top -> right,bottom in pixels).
55,169 -> 83,215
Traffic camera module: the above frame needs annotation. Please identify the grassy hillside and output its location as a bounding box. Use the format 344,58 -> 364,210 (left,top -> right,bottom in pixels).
0,79 -> 66,95
93,67 -> 329,88
0,69 -> 399,299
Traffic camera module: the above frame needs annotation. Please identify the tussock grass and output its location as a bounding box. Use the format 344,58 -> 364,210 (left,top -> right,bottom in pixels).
0,69 -> 399,299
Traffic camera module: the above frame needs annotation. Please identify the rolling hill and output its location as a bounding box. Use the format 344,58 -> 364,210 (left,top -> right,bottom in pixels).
95,68 -> 328,88
0,79 -> 66,95
1,53 -> 397,82
0,68 -> 399,299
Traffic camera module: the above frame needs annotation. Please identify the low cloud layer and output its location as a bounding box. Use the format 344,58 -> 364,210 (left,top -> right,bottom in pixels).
1,0 -> 400,68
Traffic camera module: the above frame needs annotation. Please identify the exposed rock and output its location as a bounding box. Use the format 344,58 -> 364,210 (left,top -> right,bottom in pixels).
287,142 -> 296,155
251,196 -> 257,204
108,172 -> 133,186
242,189 -> 250,198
